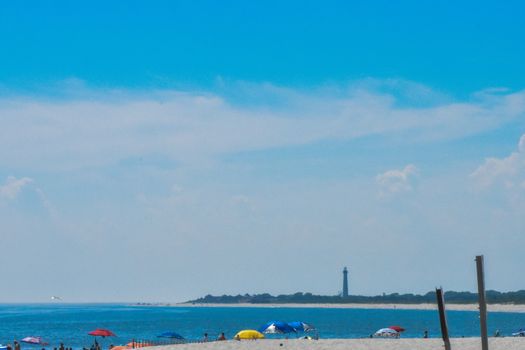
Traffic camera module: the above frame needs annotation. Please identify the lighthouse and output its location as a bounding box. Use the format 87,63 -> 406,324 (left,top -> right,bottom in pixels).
342,267 -> 349,298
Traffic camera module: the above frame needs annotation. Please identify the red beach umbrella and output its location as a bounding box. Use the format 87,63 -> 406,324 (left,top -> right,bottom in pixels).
389,325 -> 405,332
88,329 -> 116,337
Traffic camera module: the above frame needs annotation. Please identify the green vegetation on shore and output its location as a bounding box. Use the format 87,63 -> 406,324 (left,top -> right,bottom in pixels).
188,290 -> 525,304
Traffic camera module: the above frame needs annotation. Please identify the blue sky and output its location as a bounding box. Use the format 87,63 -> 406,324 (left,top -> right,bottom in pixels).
1,1 -> 525,302
1,1 -> 524,93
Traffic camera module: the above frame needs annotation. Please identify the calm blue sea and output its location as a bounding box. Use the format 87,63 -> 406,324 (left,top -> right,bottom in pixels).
1,304 -> 524,348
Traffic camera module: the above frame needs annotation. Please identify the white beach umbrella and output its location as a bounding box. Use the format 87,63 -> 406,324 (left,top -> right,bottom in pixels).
374,328 -> 400,338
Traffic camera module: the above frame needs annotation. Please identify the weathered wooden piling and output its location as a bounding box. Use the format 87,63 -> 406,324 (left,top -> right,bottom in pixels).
436,287 -> 451,350
476,255 -> 489,350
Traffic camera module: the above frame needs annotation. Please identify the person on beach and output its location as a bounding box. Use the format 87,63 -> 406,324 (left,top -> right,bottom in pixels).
423,330 -> 428,338
202,333 -> 208,342
6,344 -> 12,350
59,343 -> 64,350
217,333 -> 226,341
14,341 -> 20,350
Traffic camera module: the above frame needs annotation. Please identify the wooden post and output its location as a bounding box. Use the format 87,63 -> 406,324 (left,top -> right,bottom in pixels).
436,287 -> 451,350
476,255 -> 489,350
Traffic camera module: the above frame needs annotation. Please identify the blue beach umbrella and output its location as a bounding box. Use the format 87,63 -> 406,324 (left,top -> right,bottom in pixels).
288,321 -> 315,332
258,321 -> 296,334
157,332 -> 185,340
512,329 -> 525,337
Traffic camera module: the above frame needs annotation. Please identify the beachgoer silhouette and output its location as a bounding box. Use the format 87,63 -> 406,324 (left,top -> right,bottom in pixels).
423,330 -> 428,338
202,333 -> 208,342
217,333 -> 226,341
14,341 -> 20,350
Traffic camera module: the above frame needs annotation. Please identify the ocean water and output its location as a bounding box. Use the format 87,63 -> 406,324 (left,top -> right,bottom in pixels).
1,304 -> 525,348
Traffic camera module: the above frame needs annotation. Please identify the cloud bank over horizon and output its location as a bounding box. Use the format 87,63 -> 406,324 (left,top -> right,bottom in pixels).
471,134 -> 525,190
1,79 -> 525,302
1,80 -> 525,171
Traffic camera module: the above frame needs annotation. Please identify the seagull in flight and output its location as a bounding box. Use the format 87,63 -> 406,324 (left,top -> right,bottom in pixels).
51,296 -> 62,301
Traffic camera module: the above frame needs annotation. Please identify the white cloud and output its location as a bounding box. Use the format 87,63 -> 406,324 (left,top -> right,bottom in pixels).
470,134 -> 525,189
0,176 -> 33,199
0,81 -> 524,171
519,134 -> 525,153
34,187 -> 59,219
376,164 -> 418,195
3,80 -> 525,301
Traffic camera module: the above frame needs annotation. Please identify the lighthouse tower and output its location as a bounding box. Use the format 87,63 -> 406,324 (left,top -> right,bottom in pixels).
342,267 -> 349,298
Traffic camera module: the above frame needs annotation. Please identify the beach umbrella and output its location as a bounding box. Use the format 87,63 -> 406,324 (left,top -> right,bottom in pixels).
157,332 -> 184,340
512,329 -> 525,337
258,321 -> 296,334
389,325 -> 405,332
88,329 -> 116,337
21,337 -> 49,345
374,328 -> 400,338
234,330 -> 264,340
289,321 -> 315,332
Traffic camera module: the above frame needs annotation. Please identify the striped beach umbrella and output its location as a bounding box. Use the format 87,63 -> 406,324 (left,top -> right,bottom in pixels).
21,337 -> 48,345
258,321 -> 296,334
289,321 -> 315,332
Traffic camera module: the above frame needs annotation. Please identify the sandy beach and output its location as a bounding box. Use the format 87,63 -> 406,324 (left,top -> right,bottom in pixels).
177,303 -> 525,313
150,338 -> 525,350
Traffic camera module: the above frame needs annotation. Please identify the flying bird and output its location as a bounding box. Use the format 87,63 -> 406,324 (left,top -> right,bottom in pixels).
51,296 -> 62,301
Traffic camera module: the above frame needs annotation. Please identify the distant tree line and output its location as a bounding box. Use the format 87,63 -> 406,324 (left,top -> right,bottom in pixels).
188,290 -> 525,304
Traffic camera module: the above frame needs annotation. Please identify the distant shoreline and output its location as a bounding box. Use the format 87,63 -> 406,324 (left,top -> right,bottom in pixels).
139,302 -> 525,313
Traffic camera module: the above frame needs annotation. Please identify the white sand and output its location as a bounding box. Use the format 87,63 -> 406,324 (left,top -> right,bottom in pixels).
177,302 -> 525,313
150,338 -> 525,350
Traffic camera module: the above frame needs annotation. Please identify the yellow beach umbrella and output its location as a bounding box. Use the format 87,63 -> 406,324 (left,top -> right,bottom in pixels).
234,330 -> 265,340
